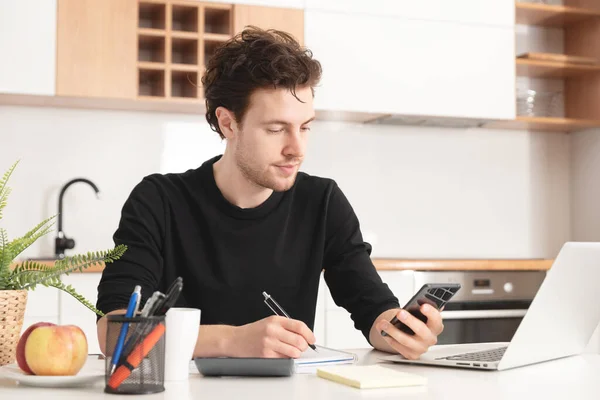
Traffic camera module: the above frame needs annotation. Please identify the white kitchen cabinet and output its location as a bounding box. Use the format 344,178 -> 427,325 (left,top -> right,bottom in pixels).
323,270 -> 415,349
23,286 -> 59,318
20,287 -> 60,335
304,0 -> 514,26
0,0 -> 57,96
306,10 -> 515,121
58,274 -> 102,355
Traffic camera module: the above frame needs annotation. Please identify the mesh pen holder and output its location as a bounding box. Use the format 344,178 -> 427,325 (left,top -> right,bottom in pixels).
104,315 -> 166,395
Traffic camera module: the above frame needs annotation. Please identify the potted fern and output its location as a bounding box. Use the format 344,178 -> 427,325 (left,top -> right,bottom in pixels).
0,161 -> 126,366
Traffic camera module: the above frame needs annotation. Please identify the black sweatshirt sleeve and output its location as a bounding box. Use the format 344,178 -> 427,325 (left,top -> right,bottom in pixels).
96,177 -> 165,320
322,182 -> 400,343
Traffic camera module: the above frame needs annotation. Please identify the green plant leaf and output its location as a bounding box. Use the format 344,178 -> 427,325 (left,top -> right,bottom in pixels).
46,281 -> 105,317
12,244 -> 127,290
0,160 -> 19,221
6,215 -> 56,261
0,228 -> 11,289
7,260 -> 54,290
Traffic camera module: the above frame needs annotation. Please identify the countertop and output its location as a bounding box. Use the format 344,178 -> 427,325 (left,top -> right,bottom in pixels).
12,258 -> 553,273
0,349 -> 598,399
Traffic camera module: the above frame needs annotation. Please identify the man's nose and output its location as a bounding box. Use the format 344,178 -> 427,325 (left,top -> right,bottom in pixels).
283,130 -> 305,158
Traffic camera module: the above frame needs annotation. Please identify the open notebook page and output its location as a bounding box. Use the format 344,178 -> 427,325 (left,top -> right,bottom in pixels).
294,346 -> 357,373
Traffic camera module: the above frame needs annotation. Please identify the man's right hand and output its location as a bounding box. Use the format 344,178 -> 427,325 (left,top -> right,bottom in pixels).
227,316 -> 316,359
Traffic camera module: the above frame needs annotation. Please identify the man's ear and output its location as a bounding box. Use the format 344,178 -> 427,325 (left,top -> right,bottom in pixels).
215,107 -> 239,140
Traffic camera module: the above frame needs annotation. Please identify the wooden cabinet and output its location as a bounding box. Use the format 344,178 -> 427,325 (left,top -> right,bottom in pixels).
198,0 -> 305,9
306,10 -> 515,121
233,4 -> 304,45
135,1 -> 233,101
56,0 -> 137,99
486,0 -> 600,133
0,0 -> 57,96
54,1 -> 303,102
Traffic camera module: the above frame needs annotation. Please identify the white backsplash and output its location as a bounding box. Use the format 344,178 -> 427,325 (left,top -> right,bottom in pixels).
1,105 -> 571,260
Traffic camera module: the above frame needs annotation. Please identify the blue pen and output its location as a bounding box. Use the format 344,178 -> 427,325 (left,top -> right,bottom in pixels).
110,285 -> 141,375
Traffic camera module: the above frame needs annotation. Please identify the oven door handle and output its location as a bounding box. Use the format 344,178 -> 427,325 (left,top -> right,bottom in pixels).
441,309 -> 528,320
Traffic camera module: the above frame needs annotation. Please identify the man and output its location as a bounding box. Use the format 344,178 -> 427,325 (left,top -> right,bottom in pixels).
96,27 -> 443,360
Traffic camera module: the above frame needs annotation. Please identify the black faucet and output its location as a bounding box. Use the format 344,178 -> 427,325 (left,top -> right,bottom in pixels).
55,178 -> 101,259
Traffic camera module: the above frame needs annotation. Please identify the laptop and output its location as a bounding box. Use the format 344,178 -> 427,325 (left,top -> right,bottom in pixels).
381,242 -> 600,371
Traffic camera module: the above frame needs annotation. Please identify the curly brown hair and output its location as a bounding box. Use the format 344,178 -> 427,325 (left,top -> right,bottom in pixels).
201,26 -> 322,139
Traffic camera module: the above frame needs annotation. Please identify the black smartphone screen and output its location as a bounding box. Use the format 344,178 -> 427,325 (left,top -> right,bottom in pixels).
383,283 -> 461,336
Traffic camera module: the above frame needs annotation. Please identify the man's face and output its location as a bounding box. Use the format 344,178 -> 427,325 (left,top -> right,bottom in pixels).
232,86 -> 315,192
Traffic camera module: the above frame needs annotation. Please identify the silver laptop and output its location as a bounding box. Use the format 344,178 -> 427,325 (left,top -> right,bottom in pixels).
381,242 -> 600,371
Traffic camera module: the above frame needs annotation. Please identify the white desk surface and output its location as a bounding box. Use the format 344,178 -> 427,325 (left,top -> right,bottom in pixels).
1,349 -> 599,399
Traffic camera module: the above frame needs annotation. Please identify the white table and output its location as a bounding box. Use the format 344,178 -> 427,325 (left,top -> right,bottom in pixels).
1,349 -> 600,399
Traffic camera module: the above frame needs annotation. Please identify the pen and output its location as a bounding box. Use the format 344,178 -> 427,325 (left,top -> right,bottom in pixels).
118,291 -> 165,364
110,285 -> 141,375
262,291 -> 317,352
117,278 -> 182,366
153,277 -> 183,316
141,291 -> 164,317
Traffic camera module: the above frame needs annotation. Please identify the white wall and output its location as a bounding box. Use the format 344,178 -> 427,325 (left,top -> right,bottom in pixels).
571,129 -> 600,242
0,106 -> 222,258
303,122 -> 570,259
0,105 -> 570,260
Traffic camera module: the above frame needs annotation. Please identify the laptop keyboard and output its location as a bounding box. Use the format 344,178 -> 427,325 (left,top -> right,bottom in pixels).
441,346 -> 507,362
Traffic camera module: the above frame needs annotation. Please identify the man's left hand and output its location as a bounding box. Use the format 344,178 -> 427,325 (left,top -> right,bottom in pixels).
371,305 -> 444,359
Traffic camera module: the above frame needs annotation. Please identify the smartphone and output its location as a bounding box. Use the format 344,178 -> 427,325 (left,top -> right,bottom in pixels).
382,283 -> 461,336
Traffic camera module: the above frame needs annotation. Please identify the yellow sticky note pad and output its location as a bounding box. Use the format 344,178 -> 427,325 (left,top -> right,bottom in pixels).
317,365 -> 427,389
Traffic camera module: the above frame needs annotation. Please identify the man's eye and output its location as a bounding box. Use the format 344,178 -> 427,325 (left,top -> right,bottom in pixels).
301,126 -> 311,132
268,129 -> 284,134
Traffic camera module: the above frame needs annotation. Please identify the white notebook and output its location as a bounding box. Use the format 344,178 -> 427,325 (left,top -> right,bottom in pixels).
317,365 -> 427,389
294,346 -> 357,373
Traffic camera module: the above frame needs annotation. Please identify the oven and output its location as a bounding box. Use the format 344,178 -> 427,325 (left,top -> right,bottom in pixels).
413,270 -> 546,345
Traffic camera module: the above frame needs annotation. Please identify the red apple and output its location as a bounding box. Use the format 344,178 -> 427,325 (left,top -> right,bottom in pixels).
24,325 -> 88,376
16,322 -> 56,374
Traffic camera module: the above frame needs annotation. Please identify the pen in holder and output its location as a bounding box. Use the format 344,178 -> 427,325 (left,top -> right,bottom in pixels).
104,315 -> 166,395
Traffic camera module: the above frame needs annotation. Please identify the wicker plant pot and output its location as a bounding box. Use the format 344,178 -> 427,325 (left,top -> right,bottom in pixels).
0,290 -> 27,366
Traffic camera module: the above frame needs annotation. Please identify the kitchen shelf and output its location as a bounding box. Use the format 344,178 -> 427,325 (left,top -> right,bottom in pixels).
135,0 -> 231,101
139,2 -> 166,29
485,116 -> 600,133
171,63 -> 199,72
171,70 -> 198,98
516,2 -> 600,27
171,38 -> 198,65
138,35 -> 166,62
203,33 -> 231,42
137,28 -> 166,37
205,7 -> 231,34
171,31 -> 199,40
137,61 -> 166,70
138,69 -> 165,97
516,59 -> 600,78
172,4 -> 199,33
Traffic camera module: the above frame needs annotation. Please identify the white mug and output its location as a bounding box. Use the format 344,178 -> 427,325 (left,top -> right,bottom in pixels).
164,307 -> 201,381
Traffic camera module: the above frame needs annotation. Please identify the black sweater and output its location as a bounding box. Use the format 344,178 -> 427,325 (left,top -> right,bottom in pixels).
97,155 -> 399,341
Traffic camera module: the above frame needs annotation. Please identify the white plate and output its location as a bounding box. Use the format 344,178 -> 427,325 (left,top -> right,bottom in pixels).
0,359 -> 105,388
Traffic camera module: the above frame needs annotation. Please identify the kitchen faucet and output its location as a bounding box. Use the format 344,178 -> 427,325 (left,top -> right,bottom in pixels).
55,178 -> 101,259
